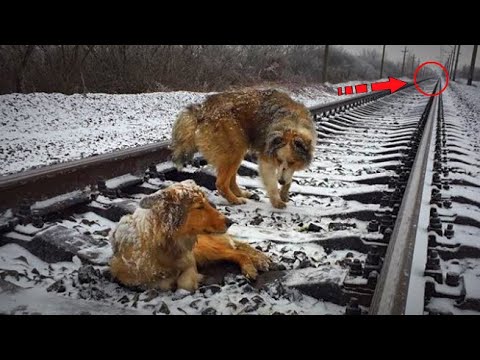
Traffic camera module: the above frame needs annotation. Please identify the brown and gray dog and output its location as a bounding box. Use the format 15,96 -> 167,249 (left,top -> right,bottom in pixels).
171,89 -> 316,209
109,180 -> 270,292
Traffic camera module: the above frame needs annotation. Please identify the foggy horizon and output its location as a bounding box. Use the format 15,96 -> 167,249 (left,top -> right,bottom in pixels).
340,45 -> 477,69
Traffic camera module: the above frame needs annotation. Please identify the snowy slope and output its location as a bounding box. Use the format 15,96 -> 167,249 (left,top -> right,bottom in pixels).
0,81 -> 373,176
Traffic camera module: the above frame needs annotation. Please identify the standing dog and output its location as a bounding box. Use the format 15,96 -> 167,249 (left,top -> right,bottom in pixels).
171,89 -> 316,209
109,180 -> 270,292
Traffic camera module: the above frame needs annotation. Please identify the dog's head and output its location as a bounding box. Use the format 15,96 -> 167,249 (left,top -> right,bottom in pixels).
266,127 -> 315,184
139,180 -> 233,240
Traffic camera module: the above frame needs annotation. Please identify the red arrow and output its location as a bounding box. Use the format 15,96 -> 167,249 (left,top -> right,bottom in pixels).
371,77 -> 407,94
337,77 -> 408,96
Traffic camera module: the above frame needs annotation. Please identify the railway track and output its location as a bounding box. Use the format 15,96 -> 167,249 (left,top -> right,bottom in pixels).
1,78 -> 479,315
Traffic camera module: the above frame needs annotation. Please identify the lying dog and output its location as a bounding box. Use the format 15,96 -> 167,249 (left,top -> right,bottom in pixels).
109,180 -> 270,292
172,89 -> 316,208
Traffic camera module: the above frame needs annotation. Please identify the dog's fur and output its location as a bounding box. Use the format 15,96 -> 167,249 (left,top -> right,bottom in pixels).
171,89 -> 317,209
109,180 -> 270,292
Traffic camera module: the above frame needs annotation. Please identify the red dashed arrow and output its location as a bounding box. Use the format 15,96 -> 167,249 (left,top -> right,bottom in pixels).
338,77 -> 408,96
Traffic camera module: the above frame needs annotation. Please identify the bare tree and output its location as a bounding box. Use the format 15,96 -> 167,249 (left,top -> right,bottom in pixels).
0,45 -> 406,94
14,45 -> 35,92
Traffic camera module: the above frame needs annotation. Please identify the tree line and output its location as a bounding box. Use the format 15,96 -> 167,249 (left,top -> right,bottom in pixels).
0,45 -> 447,95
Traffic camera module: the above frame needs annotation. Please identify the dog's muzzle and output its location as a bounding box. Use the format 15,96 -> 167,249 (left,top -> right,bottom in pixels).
225,218 -> 234,228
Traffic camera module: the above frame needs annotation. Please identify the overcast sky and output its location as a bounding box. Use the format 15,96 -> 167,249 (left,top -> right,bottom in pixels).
340,45 -> 477,68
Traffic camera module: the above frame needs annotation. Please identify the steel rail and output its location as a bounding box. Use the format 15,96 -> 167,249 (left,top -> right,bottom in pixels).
309,78 -> 431,118
368,80 -> 440,315
0,141 -> 171,211
0,79 -> 429,212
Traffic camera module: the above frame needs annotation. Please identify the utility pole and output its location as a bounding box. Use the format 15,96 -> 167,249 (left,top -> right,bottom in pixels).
323,45 -> 329,83
467,44 -> 478,86
411,55 -> 416,77
451,46 -> 457,77
380,45 -> 386,78
450,45 -> 456,79
401,46 -> 408,77
453,45 -> 461,81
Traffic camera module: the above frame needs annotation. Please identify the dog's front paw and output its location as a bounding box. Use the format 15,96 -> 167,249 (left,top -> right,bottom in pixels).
177,268 -> 200,292
156,277 -> 176,291
253,254 -> 272,272
241,263 -> 258,280
229,197 -> 247,205
178,280 -> 199,293
241,190 -> 253,199
271,198 -> 287,209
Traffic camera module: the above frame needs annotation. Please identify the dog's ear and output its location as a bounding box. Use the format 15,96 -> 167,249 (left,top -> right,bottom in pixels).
266,132 -> 285,156
139,192 -> 165,209
140,189 -> 190,237
159,199 -> 188,238
180,179 -> 197,187
293,137 -> 312,163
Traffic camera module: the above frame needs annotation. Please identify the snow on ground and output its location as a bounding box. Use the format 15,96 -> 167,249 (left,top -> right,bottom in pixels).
0,80 -> 389,176
3,77 -> 478,315
449,79 -> 480,115
0,162 -> 376,314
1,83 -> 429,314
0,233 -> 349,315
0,91 -> 208,175
427,78 -> 480,314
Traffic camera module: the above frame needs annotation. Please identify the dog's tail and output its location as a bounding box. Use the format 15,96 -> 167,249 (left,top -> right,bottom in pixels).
171,105 -> 199,169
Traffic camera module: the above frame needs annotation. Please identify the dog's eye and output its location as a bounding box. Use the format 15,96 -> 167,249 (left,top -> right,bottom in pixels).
294,139 -> 306,151
270,136 -> 284,149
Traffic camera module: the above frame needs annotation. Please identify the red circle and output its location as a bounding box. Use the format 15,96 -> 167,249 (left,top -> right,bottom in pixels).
414,61 -> 449,97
